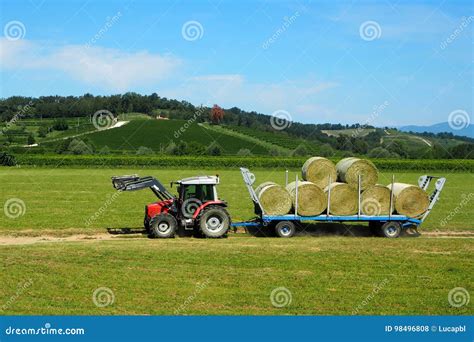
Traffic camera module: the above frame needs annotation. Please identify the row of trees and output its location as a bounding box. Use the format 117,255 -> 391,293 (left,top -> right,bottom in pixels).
1,93 -> 472,159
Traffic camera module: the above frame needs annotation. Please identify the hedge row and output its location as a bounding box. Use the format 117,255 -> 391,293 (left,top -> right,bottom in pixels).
13,154 -> 473,171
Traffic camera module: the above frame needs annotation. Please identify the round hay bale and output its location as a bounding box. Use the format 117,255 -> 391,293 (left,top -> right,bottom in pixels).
336,157 -> 378,190
324,182 -> 358,215
255,182 -> 292,215
361,184 -> 392,216
388,183 -> 429,217
286,181 -> 327,216
302,157 -> 337,189
255,181 -> 277,195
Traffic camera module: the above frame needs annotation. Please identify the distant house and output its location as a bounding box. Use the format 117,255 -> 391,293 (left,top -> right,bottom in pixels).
156,115 -> 169,120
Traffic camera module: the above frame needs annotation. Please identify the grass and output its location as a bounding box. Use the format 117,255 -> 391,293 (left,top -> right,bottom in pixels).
0,236 -> 472,315
0,167 -> 471,316
0,168 -> 472,233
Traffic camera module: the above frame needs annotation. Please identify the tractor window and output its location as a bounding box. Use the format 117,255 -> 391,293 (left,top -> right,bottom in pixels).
183,184 -> 215,202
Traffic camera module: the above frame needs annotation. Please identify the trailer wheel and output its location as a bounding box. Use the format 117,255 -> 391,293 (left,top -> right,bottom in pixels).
149,214 -> 177,238
380,221 -> 401,238
199,207 -> 230,238
275,221 -> 295,238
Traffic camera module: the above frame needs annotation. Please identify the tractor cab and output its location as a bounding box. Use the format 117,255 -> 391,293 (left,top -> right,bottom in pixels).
173,175 -> 219,203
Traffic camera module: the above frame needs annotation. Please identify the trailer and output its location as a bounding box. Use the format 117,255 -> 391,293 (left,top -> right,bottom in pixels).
232,168 -> 446,238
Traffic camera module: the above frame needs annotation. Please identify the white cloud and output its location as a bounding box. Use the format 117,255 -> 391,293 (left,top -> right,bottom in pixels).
163,74 -> 338,118
0,38 -> 181,91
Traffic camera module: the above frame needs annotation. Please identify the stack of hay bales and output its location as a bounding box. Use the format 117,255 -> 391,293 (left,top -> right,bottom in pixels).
254,156 -> 429,218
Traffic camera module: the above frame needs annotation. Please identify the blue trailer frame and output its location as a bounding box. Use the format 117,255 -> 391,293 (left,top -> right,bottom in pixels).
232,167 -> 446,238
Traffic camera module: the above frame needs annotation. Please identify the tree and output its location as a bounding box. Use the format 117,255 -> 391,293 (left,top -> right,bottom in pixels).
68,139 -> 92,155
236,148 -> 253,156
52,119 -> 69,131
27,134 -> 36,145
136,146 -> 154,155
38,126 -> 48,138
210,104 -> 224,124
206,142 -> 222,156
0,151 -> 16,166
292,144 -> 309,156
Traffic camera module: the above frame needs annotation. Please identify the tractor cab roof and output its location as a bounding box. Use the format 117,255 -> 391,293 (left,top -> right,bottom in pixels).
175,175 -> 219,185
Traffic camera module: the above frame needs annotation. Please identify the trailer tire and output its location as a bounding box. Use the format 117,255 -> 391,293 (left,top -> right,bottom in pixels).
199,206 -> 230,238
275,221 -> 296,238
380,221 -> 401,238
149,214 -> 177,238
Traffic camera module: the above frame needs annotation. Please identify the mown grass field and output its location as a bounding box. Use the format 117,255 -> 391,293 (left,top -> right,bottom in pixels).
0,236 -> 472,315
0,167 -> 472,315
0,167 -> 471,233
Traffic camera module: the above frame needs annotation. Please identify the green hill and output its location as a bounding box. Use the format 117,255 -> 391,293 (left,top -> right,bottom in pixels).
85,119 -> 270,155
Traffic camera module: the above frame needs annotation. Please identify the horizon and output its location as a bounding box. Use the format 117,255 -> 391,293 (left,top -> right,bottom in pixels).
1,0 -> 473,127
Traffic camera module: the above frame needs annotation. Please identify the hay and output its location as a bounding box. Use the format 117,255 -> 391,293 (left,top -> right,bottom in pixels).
388,183 -> 429,217
255,182 -> 292,215
324,182 -> 358,215
336,157 -> 378,190
286,181 -> 327,216
302,157 -> 337,188
361,184 -> 392,215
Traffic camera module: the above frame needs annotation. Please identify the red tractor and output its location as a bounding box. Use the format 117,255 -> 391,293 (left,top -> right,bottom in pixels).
112,174 -> 231,238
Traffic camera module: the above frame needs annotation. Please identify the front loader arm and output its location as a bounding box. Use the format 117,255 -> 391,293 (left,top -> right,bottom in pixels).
111,174 -> 175,201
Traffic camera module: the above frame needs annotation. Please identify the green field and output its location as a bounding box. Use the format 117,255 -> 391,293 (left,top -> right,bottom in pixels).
0,167 -> 472,315
86,119 -> 270,155
1,236 -> 472,315
0,167 -> 472,232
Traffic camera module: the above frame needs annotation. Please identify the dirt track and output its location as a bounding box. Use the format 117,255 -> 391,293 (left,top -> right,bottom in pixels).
0,231 -> 472,246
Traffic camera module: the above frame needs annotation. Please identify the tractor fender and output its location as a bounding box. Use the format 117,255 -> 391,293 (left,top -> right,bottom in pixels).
192,201 -> 227,219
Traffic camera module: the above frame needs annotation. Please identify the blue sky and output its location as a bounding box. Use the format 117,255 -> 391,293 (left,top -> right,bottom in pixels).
0,0 -> 472,126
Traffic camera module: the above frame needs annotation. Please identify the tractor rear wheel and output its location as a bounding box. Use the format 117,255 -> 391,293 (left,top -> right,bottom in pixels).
150,214 -> 177,238
199,206 -> 230,238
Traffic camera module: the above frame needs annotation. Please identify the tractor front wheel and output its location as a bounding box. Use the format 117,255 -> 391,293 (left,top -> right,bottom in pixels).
150,214 -> 177,238
199,207 -> 230,238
